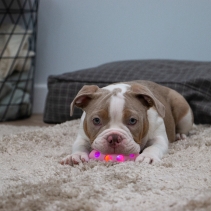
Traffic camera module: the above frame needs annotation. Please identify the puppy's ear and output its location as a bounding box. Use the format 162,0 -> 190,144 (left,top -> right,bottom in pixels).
70,85 -> 99,116
131,84 -> 165,118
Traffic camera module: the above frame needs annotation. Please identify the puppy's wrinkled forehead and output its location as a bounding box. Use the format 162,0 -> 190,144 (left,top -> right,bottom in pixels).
102,84 -> 130,124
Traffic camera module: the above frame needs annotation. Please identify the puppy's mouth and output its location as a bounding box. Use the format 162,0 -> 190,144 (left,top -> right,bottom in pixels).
91,129 -> 140,155
92,143 -> 139,155
107,147 -> 137,155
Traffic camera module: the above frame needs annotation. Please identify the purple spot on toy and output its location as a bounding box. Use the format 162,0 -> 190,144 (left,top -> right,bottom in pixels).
116,155 -> 124,162
95,151 -> 101,158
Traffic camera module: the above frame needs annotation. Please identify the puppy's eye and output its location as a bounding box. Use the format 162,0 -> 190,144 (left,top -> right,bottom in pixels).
93,118 -> 101,125
128,118 -> 137,125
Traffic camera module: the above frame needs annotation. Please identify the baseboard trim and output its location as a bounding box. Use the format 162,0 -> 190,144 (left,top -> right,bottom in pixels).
33,84 -> 48,114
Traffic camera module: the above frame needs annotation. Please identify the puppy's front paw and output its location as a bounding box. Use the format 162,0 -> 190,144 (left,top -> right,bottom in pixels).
60,152 -> 89,166
135,153 -> 160,164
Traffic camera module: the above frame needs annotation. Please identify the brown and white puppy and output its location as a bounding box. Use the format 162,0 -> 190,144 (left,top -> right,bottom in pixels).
61,80 -> 193,165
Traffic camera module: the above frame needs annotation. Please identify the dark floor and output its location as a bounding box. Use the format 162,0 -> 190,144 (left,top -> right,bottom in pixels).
0,114 -> 54,127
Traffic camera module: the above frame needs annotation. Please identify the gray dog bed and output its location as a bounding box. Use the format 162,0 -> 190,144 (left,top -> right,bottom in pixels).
44,59 -> 211,124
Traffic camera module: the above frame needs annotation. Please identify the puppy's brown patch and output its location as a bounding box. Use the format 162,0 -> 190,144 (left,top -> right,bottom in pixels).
123,92 -> 149,145
82,90 -> 112,143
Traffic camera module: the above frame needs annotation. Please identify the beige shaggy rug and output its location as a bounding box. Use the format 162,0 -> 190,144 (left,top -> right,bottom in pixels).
0,120 -> 211,211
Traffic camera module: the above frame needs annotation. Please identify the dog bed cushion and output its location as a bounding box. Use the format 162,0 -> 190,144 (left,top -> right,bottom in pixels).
44,60 -> 211,124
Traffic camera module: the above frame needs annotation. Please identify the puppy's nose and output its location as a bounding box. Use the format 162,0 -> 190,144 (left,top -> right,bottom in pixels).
107,134 -> 122,147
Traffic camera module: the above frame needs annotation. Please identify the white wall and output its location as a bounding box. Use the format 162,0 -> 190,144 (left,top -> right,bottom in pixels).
34,0 -> 211,113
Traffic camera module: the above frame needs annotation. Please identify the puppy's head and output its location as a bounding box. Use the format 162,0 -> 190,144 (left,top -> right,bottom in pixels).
71,83 -> 165,155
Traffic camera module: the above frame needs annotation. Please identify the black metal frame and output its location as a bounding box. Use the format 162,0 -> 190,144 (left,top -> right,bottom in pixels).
0,0 -> 39,121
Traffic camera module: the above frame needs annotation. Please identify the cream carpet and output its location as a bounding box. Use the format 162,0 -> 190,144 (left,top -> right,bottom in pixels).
0,120 -> 211,211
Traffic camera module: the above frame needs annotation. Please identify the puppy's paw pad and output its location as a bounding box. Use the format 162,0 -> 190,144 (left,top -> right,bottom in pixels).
135,154 -> 160,164
176,133 -> 186,141
61,152 -> 89,166
72,153 -> 89,163
60,155 -> 72,165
